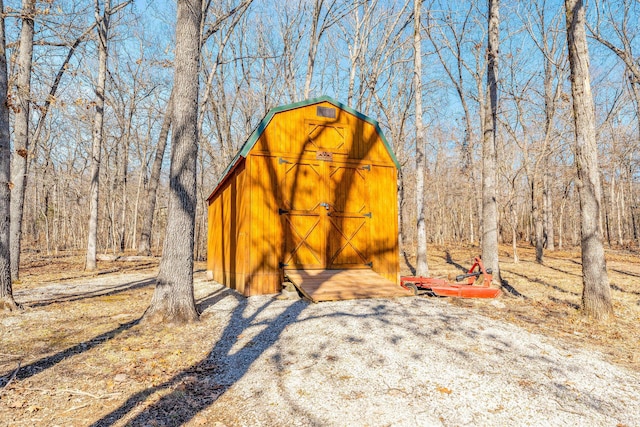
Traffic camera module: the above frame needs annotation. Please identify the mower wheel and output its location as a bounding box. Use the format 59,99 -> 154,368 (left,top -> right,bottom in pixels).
405,283 -> 418,296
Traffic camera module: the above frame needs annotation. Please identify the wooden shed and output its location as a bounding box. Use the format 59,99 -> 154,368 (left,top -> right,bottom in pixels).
207,96 -> 406,300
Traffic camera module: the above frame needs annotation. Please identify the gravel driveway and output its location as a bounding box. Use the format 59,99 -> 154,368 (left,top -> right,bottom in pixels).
199,287 -> 640,427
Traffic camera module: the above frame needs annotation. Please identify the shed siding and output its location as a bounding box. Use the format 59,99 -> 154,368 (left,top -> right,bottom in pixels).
247,154 -> 282,295
368,164 -> 399,283
207,161 -> 249,293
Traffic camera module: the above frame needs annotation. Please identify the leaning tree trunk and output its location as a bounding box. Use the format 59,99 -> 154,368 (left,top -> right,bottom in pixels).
564,0 -> 613,321
86,0 -> 111,271
0,0 -> 18,310
482,0 -> 500,282
144,0 -> 201,324
413,0 -> 429,277
9,0 -> 35,282
303,0 -> 322,100
138,94 -> 173,256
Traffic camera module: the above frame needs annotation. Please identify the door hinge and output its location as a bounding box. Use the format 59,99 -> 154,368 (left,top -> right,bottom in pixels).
361,165 -> 371,171
365,262 -> 373,268
279,157 -> 291,164
279,262 -> 289,268
363,212 -> 372,218
279,208 -> 289,215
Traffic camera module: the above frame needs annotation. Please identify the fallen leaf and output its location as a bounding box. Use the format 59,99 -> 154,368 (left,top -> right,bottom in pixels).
436,386 -> 452,394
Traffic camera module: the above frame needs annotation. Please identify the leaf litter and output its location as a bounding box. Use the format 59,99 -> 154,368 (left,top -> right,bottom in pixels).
0,246 -> 638,426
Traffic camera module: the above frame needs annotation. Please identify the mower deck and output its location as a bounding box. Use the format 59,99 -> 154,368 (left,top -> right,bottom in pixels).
401,257 -> 501,299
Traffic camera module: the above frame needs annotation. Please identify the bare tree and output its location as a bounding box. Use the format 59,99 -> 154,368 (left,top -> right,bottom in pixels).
144,0 -> 202,324
86,0 -> 111,270
564,0 -> 613,321
343,0 -> 412,112
0,0 -> 17,310
86,0 -> 131,270
137,1 -> 253,257
17,16 -> 101,261
137,94 -> 172,256
413,0 -> 429,276
520,0 -> 566,262
425,2 -> 482,245
273,3 -> 305,102
9,0 -> 35,282
339,0 -> 376,106
482,0 -> 500,281
303,0 -> 352,99
589,0 -> 640,142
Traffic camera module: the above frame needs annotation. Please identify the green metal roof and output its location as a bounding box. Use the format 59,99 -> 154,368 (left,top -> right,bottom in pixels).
208,95 -> 399,201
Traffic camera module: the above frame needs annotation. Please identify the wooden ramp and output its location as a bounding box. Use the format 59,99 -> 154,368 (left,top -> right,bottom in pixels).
284,269 -> 413,302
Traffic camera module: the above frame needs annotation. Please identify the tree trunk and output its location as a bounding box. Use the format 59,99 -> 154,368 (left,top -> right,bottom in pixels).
9,0 -> 35,282
118,99 -> 136,252
469,199 -> 475,244
510,204 -> 518,263
397,171 -> 407,268
0,0 -> 17,310
533,180 -> 544,263
303,0 -> 323,99
131,155 -> 144,251
544,170 -> 555,250
482,0 -> 500,281
633,83 -> 640,145
138,94 -> 173,255
346,5 -> 361,106
539,17 -> 560,255
86,0 -> 111,271
564,0 -> 613,321
413,0 -> 428,277
616,183 -> 623,246
144,0 -> 201,324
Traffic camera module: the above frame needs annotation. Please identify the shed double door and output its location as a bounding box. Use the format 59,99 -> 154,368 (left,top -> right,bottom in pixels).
279,157 -> 371,270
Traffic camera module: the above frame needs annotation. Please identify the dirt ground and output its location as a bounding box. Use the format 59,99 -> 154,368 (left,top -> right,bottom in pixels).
1,245 -> 639,426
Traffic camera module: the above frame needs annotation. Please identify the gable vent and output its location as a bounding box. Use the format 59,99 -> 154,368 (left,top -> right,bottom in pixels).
316,106 -> 336,118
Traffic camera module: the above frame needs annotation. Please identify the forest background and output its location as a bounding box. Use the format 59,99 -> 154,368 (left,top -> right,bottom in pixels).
2,0 -> 639,279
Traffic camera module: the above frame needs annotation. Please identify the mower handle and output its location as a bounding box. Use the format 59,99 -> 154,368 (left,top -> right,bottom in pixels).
455,267 -> 492,282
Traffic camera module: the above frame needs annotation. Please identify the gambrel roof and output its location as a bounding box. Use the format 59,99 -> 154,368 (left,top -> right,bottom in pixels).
207,95 -> 399,201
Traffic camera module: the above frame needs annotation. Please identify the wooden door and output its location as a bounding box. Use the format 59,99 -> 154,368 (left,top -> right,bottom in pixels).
280,157 -> 370,270
279,158 -> 325,269
326,163 -> 370,269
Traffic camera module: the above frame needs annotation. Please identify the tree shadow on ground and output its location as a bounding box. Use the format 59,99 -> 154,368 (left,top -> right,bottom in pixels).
0,318 -> 141,386
90,296 -> 308,427
542,263 -> 582,277
502,269 -> 579,297
610,283 -> 640,296
548,295 -> 580,310
610,269 -> 640,279
402,250 -> 416,275
444,251 -> 467,272
195,286 -> 237,313
16,278 -> 156,308
499,278 -> 527,298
